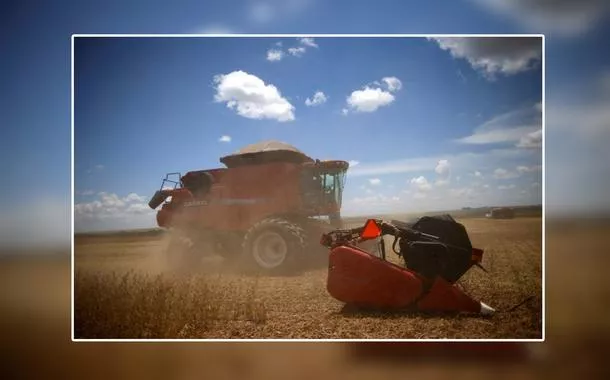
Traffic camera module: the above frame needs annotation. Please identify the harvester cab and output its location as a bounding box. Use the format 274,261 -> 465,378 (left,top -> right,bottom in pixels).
300,160 -> 348,225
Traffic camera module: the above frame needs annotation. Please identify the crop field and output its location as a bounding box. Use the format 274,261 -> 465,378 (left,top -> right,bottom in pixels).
73,212 -> 543,340
5,216 -> 610,378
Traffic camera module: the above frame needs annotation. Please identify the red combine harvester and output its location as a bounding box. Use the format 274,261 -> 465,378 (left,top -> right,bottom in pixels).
148,141 -> 349,273
320,216 -> 495,315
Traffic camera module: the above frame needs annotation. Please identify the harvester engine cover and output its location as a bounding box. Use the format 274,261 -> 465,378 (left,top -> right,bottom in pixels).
320,215 -> 494,316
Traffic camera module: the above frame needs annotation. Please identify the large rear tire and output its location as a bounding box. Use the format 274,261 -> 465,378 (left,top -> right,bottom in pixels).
242,217 -> 306,274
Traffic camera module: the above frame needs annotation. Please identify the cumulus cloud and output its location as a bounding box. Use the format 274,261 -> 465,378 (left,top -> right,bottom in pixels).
517,129 -> 543,149
434,159 -> 451,186
343,76 -> 401,114
517,165 -> 542,174
430,37 -> 542,79
288,46 -> 306,57
213,70 -> 295,122
219,135 -> 232,143
346,87 -> 395,113
382,77 -> 403,92
266,49 -> 284,61
299,37 -> 318,48
493,165 -> 541,180
493,168 -> 520,180
410,176 -> 432,191
75,191 -> 155,224
435,159 -> 450,176
267,37 -> 319,61
456,103 -> 542,147
368,178 -> 381,186
305,91 -> 327,106
123,193 -> 146,203
469,0 -> 610,37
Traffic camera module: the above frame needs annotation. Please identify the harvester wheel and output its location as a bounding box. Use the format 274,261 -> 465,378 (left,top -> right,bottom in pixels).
242,217 -> 307,274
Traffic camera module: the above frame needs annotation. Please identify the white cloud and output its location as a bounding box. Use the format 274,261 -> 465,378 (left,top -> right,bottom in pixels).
346,87 -> 395,113
75,191 -> 156,224
219,135 -> 232,143
449,187 -> 476,198
382,77 -> 402,92
492,165 -> 541,181
344,76 -> 401,114
341,108 -> 349,116
493,168 -> 519,180
435,159 -> 450,176
305,91 -> 327,106
517,129 -> 542,149
348,160 -> 360,167
287,46 -> 306,57
456,103 -> 542,146
458,127 -> 537,145
430,37 -> 542,79
123,193 -> 146,203
517,165 -> 542,174
266,49 -> 284,61
299,37 -> 318,48
266,37 -> 319,62
368,178 -> 381,186
469,0 -> 610,37
213,70 -> 295,122
347,148 -> 535,178
474,171 -> 483,178
434,159 -> 451,186
410,176 -> 432,191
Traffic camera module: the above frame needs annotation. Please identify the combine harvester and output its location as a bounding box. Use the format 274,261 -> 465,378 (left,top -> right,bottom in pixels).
148,140 -> 349,273
148,140 -> 494,315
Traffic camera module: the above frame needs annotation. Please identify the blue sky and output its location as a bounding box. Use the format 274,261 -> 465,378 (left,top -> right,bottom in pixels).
2,0 -> 609,242
73,35 -> 542,231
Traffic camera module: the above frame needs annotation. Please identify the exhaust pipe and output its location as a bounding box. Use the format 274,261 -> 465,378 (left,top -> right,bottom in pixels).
148,190 -> 170,210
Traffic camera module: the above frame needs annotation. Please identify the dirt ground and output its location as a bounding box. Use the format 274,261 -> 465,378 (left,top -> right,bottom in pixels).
73,216 -> 543,339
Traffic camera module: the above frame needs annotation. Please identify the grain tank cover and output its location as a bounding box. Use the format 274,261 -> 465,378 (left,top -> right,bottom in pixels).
220,140 -> 314,168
